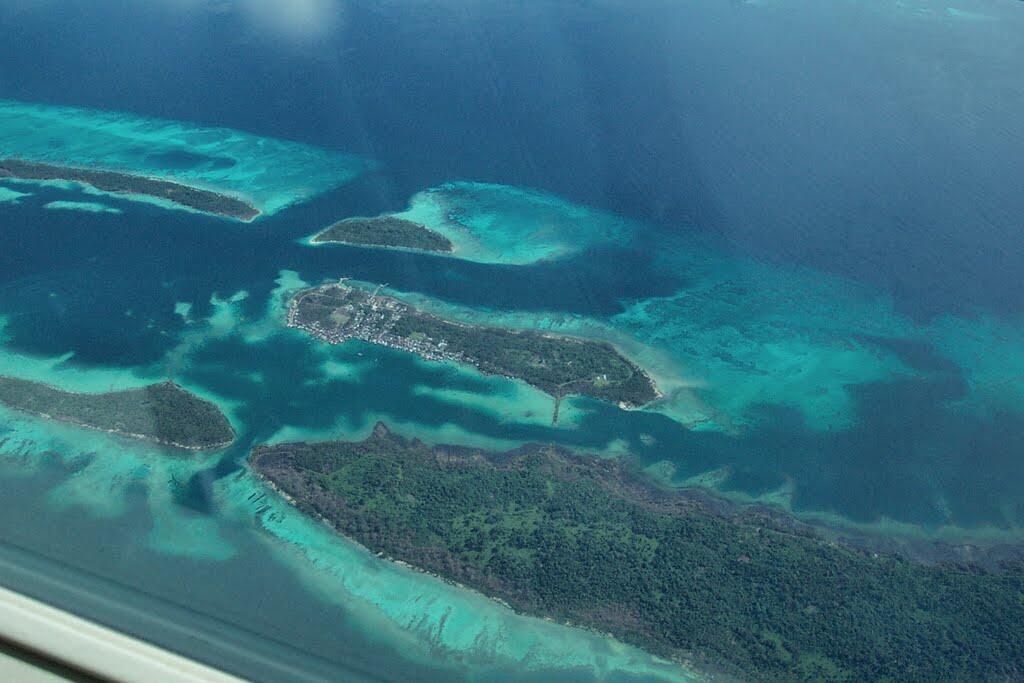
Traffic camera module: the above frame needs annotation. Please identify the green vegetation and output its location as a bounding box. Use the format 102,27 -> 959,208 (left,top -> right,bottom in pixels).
0,377 -> 234,450
0,158 -> 259,220
312,216 -> 453,252
291,284 -> 658,406
252,425 -> 1024,682
389,311 -> 656,404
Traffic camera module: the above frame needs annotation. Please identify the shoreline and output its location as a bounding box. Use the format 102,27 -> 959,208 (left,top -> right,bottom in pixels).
350,281 -> 667,406
1,405 -> 234,452
247,432 -> 1024,682
247,464 -> 698,678
308,235 -> 455,253
0,378 -> 236,452
307,237 -> 453,256
286,284 -> 661,409
0,158 -> 261,222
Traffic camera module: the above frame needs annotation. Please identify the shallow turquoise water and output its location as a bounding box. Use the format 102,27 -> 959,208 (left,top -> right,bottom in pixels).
0,197 -> 698,680
44,200 -> 122,214
0,185 -> 31,204
390,182 -> 633,264
0,399 -> 691,682
1,0 -> 1024,678
0,100 -> 372,217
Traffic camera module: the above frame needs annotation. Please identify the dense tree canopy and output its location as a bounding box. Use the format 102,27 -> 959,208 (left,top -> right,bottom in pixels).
313,216 -> 454,252
0,377 -> 234,450
253,426 -> 1024,682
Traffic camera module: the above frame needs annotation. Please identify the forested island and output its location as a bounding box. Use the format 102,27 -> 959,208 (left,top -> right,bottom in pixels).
0,158 -> 259,220
312,216 -> 453,252
0,377 -> 235,450
288,283 -> 658,408
251,425 -> 1024,682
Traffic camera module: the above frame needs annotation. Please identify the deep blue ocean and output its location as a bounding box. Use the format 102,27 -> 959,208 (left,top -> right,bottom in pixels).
1,1 -> 1023,681
5,0 -> 1023,319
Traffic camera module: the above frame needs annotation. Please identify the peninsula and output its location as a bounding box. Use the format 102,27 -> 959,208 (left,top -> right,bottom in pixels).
287,283 -> 658,407
311,216 -> 453,252
0,159 -> 259,221
0,378 -> 235,450
251,425 -> 1024,682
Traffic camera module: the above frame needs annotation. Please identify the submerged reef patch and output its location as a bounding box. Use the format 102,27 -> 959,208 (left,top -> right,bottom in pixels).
360,182 -> 635,264
43,199 -> 123,214
0,99 -> 371,217
221,462 -> 692,681
0,185 -> 31,204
